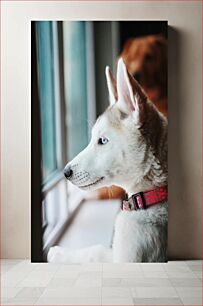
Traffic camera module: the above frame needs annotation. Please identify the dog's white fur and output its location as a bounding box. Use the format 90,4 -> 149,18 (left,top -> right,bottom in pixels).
48,59 -> 168,263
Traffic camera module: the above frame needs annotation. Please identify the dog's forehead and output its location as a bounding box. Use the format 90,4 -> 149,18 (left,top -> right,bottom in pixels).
131,38 -> 156,56
93,105 -> 121,134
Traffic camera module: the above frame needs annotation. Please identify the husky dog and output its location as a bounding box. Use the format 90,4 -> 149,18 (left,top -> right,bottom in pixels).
48,58 -> 168,263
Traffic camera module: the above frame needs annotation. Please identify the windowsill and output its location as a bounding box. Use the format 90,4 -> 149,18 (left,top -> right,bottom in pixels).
57,198 -> 121,250
43,178 -> 117,259
43,218 -> 68,250
43,179 -> 86,258
66,181 -> 89,212
42,170 -> 64,195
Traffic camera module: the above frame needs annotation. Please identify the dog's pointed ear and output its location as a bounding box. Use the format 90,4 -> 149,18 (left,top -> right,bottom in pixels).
105,66 -> 118,106
117,58 -> 147,121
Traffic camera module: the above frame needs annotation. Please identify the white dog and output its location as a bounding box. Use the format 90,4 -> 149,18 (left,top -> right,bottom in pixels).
48,58 -> 168,263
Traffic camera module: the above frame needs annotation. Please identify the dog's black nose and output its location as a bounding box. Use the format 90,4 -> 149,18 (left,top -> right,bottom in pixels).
64,166 -> 73,179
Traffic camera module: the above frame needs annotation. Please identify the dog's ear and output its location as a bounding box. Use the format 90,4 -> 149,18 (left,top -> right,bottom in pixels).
105,66 -> 118,105
117,58 -> 147,121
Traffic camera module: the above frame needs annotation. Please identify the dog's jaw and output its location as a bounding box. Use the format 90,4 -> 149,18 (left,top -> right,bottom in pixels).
78,177 -> 105,190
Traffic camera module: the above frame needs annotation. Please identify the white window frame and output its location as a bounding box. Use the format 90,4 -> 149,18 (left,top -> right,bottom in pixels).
42,21 -> 97,256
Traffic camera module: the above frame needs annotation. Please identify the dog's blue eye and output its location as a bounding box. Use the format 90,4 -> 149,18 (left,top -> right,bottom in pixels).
98,137 -> 109,145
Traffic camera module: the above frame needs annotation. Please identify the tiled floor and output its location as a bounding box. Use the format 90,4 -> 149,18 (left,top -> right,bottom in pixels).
1,260 -> 202,305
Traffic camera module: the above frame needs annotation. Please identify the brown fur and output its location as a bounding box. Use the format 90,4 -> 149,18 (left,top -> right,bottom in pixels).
121,35 -> 167,117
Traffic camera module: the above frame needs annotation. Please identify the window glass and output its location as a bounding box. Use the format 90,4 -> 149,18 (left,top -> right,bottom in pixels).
63,21 -> 88,160
36,21 -> 57,182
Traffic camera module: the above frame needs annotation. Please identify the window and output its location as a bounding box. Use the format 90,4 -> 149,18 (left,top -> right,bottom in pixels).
35,21 -> 68,254
63,21 -> 96,212
63,21 -> 89,159
33,21 -> 96,259
36,21 -> 58,183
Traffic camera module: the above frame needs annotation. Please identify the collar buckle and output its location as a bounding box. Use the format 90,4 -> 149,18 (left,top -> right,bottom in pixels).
132,192 -> 146,210
122,186 -> 167,211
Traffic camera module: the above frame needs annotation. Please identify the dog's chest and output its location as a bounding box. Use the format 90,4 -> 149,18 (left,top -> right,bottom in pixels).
112,203 -> 168,262
113,204 -> 168,245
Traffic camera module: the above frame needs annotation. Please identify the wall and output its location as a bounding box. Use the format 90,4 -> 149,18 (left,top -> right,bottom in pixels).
1,1 -> 202,259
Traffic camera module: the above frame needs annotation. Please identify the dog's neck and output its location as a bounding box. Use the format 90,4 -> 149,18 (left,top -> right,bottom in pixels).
122,106 -> 167,198
123,165 -> 167,198
123,181 -> 161,198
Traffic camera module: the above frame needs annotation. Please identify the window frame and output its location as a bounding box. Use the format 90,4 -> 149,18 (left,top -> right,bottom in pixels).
40,21 -> 67,194
31,21 -> 44,262
32,21 -> 97,261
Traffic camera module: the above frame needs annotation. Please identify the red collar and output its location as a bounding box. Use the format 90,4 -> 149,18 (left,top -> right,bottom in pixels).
122,186 -> 167,211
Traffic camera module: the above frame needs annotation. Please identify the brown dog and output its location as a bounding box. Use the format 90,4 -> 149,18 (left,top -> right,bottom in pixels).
121,35 -> 167,117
